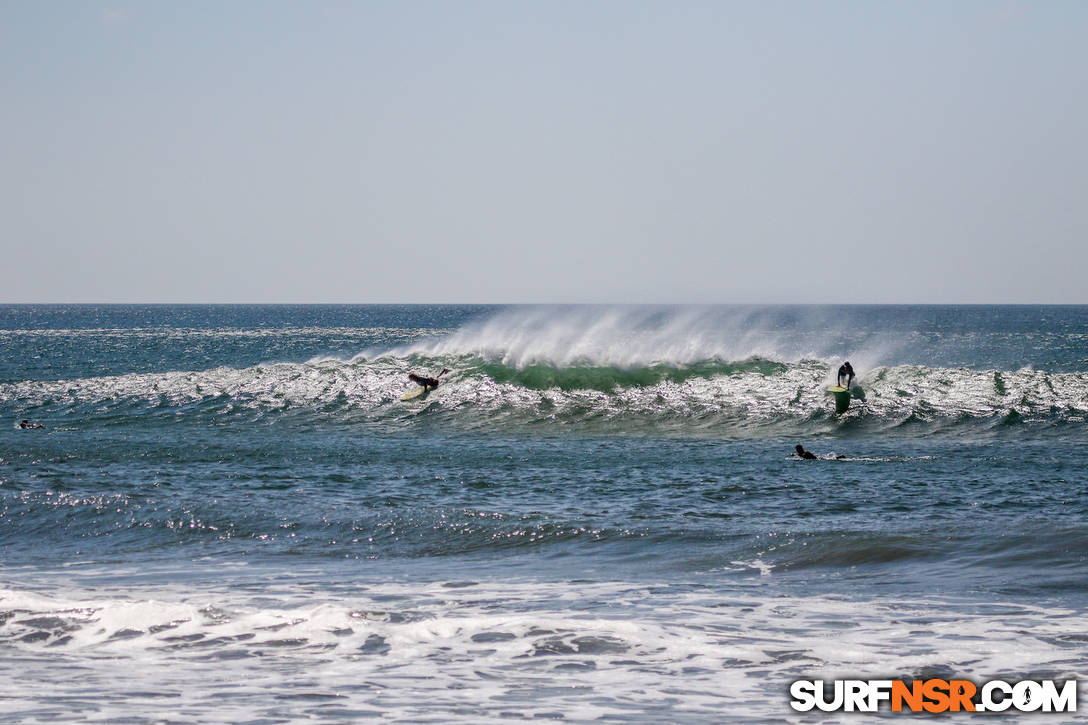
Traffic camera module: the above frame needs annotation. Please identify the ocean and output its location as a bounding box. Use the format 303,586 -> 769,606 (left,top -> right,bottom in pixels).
1,304 -> 1086,722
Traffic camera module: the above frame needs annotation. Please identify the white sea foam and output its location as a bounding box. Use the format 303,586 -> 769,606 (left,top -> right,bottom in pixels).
0,580 -> 1085,722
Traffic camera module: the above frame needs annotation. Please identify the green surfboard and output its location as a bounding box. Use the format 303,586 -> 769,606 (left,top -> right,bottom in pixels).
826,385 -> 851,414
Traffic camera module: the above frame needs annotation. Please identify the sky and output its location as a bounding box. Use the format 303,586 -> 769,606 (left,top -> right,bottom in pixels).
1,0 -> 1086,303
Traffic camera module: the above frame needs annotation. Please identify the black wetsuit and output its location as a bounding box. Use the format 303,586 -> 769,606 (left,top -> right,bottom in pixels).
794,446 -> 818,460
408,373 -> 441,390
837,362 -> 854,388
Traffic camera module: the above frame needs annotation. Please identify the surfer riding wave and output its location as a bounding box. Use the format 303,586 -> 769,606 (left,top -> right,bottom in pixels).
837,361 -> 855,389
409,368 -> 450,391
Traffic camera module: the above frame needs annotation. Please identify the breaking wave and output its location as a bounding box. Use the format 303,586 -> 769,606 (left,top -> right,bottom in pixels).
3,354 -> 1086,437
3,306 -> 1086,436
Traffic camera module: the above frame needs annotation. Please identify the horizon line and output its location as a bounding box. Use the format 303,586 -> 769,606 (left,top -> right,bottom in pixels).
2,301 -> 1087,307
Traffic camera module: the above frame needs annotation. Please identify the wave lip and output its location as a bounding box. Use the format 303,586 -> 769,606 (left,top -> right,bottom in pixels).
471,358 -> 788,392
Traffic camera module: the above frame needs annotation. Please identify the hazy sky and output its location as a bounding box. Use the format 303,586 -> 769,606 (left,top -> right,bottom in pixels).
2,1 -> 1085,303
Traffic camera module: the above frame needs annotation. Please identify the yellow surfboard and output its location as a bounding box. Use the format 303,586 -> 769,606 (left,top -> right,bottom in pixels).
400,385 -> 429,401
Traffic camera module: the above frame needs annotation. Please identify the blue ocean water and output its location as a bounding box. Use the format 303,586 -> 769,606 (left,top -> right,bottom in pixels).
1,304 -> 1086,722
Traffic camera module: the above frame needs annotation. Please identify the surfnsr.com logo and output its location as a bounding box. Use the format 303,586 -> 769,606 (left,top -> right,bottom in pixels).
790,679 -> 1077,713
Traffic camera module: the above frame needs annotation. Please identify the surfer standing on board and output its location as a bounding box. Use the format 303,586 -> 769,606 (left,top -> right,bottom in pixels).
837,361 -> 854,389
408,368 -> 449,391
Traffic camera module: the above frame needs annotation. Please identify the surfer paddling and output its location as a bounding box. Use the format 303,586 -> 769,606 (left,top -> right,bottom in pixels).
791,445 -> 846,460
408,368 -> 449,391
792,444 -> 818,460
